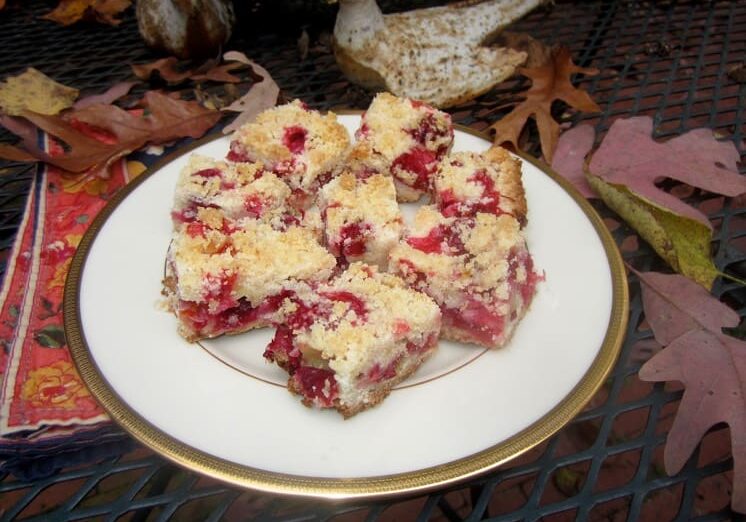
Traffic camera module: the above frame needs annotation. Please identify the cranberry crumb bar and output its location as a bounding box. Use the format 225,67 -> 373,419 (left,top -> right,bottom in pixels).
352,92 -> 453,201
227,100 -> 350,208
164,215 -> 336,342
389,206 -> 541,349
318,172 -> 403,269
433,147 -> 528,224
171,154 -> 321,235
264,263 -> 441,417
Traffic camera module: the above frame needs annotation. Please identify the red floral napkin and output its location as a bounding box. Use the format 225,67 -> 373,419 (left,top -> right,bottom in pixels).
0,136 -> 149,441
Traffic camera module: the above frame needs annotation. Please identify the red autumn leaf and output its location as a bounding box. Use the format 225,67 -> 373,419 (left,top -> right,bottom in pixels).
0,91 -> 220,174
636,270 -> 745,512
489,46 -> 600,162
551,123 -> 596,198
221,51 -> 279,134
42,0 -> 131,26
588,116 -> 746,227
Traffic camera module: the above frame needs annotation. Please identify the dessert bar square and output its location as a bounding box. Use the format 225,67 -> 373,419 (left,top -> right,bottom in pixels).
264,263 -> 441,417
433,147 -> 527,224
350,92 -> 453,201
171,154 -> 321,234
164,215 -> 336,342
389,206 -> 540,349
227,100 -> 350,207
318,172 -> 403,269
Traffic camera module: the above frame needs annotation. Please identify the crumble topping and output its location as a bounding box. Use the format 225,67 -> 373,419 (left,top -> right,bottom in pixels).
228,100 -> 351,195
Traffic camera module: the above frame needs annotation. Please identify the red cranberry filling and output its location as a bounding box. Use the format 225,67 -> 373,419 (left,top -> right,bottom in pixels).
437,188 -> 463,217
186,221 -> 207,238
179,289 -> 294,339
292,367 -> 338,407
194,168 -> 222,179
442,298 -> 505,346
408,113 -> 450,147
392,148 -> 437,191
438,170 -> 502,217
264,326 -> 301,373
227,141 -> 253,163
406,331 -> 438,354
355,122 -> 370,139
334,222 -> 371,258
320,291 -> 368,321
361,355 -> 402,384
283,125 -> 308,154
509,250 -> 543,303
243,194 -> 266,218
406,224 -> 466,255
468,169 -> 501,214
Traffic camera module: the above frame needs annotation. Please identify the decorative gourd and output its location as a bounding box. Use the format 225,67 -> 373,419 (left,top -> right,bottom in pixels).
137,0 -> 235,59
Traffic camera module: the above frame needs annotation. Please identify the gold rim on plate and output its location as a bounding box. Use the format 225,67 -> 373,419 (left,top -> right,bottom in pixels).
64,119 -> 629,500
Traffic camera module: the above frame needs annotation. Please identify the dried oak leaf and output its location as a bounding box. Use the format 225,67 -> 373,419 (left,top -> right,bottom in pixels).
489,46 -> 600,162
73,81 -> 137,110
0,91 -> 220,174
494,32 -> 553,68
636,270 -> 745,513
42,0 -> 132,26
584,116 -> 746,289
132,56 -> 245,85
131,57 -> 195,85
221,51 -> 279,134
0,68 -> 78,116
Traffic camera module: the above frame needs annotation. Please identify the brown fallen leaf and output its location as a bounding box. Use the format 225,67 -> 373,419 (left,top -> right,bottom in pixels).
0,68 -> 78,116
42,0 -> 132,26
131,57 -> 194,85
221,51 -> 279,134
489,46 -> 600,162
132,56 -> 246,86
190,62 -> 244,84
0,91 -> 220,174
494,32 -> 553,68
636,270 -> 745,513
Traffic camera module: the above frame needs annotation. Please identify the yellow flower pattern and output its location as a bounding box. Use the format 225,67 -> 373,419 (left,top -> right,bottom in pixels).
21,360 -> 91,410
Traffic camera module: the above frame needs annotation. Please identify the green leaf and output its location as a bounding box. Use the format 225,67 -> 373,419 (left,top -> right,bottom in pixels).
8,305 -> 19,318
586,169 -> 718,289
34,324 -> 66,348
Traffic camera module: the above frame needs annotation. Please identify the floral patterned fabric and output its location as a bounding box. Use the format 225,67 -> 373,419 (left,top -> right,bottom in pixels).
0,136 -> 149,441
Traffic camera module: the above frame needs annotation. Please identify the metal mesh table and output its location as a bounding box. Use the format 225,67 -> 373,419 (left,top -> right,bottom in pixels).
1,1 -> 744,520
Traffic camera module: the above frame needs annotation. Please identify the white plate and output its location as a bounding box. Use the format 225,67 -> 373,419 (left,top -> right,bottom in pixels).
65,114 -> 628,499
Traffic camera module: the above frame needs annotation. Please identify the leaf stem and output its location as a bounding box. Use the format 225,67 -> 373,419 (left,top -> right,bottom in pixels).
719,271 -> 746,286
